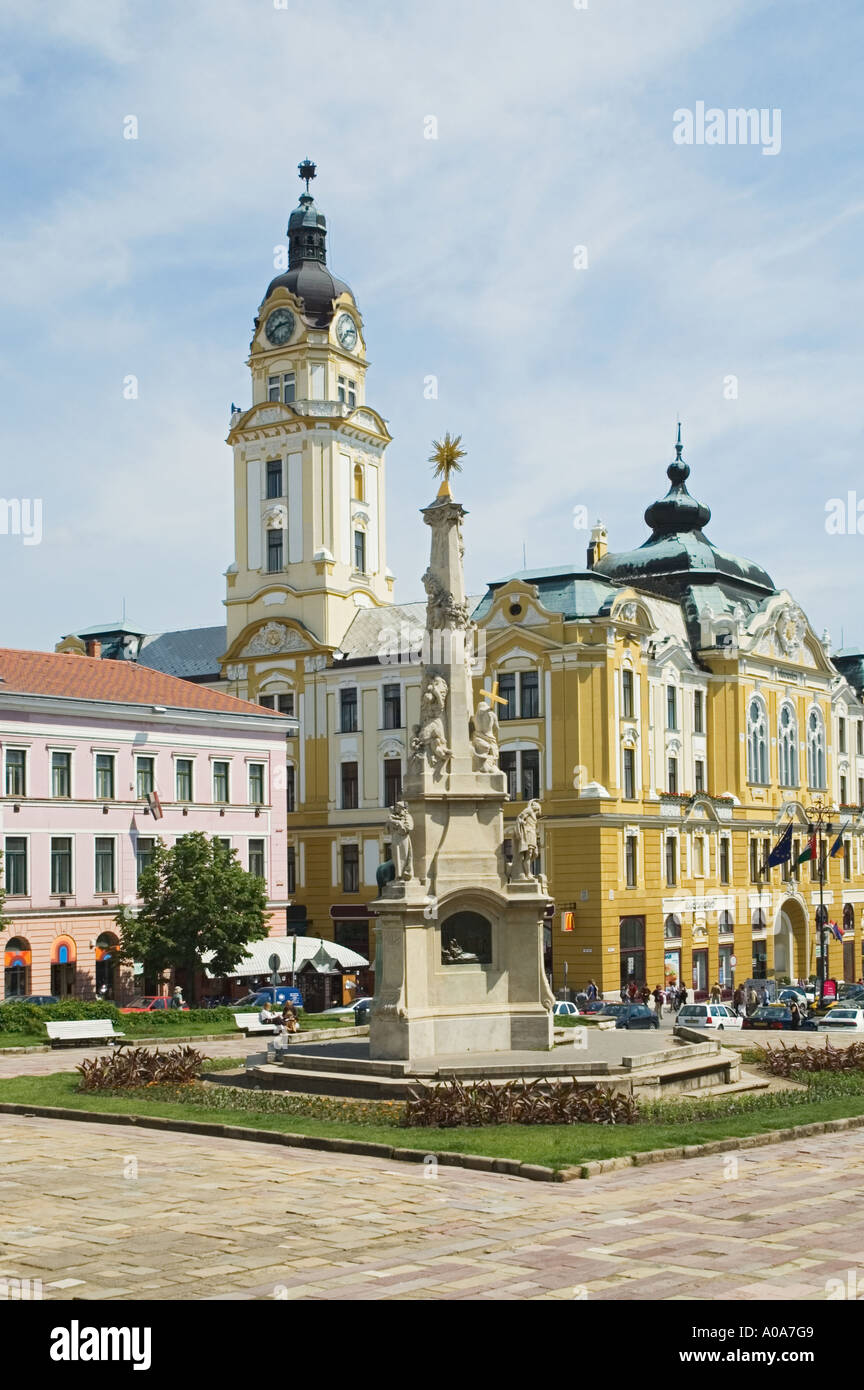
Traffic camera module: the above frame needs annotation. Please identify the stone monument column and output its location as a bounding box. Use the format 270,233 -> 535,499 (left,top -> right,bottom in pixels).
369,439 -> 555,1061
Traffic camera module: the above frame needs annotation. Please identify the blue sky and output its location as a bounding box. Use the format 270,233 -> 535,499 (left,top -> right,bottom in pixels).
1,0 -> 863,651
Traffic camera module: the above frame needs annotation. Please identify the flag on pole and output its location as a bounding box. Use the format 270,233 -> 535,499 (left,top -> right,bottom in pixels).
146,790 -> 163,820
766,821 -> 793,867
829,823 -> 849,858
829,920 -> 844,942
796,831 -> 818,866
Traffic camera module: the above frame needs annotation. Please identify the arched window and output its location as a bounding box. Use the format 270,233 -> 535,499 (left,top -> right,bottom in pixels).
844,903 -> 855,935
747,696 -> 768,784
664,913 -> 681,939
807,708 -> 826,789
3,936 -> 31,997
778,703 -> 798,787
353,463 -> 364,501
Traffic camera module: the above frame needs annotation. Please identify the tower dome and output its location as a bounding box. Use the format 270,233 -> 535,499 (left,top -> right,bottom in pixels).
263,159 -> 354,327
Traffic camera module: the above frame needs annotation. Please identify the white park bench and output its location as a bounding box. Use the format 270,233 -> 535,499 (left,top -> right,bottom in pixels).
233,1013 -> 278,1036
44,1020 -> 128,1048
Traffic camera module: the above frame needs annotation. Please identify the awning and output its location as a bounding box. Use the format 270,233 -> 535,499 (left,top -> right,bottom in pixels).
50,936 -> 77,966
203,935 -> 368,980
4,948 -> 30,969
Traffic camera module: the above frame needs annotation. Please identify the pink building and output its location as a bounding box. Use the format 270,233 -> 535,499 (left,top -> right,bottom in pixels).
0,648 -> 295,1000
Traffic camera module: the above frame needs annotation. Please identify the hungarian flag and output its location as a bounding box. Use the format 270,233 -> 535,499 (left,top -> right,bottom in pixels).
146,790 -> 163,821
766,822 -> 793,867
796,831 -> 818,866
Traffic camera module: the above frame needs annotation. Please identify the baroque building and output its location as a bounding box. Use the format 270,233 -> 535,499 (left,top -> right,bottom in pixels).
57,171 -> 864,995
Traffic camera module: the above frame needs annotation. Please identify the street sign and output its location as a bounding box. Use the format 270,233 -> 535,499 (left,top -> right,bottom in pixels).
268,953 -> 281,987
730,956 -> 737,966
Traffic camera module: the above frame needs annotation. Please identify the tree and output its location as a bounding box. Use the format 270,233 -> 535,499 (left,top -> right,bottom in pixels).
115,833 -> 270,1004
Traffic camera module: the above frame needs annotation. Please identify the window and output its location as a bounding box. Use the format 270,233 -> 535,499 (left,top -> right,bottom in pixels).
719,837 -> 731,885
500,748 -> 540,801
51,751 -> 71,798
384,759 -> 402,805
625,834 -> 637,887
839,717 -> 847,754
619,916 -> 646,990
337,375 -> 357,408
693,835 -> 705,877
342,843 -> 359,893
286,765 -> 296,814
340,687 -> 358,733
498,672 -> 539,720
858,722 -> 863,756
520,671 -> 540,718
136,837 -> 155,887
267,528 -> 283,573
778,704 -> 798,787
95,753 -> 115,800
94,838 -> 115,893
791,836 -> 801,881
807,708 -> 826,789
175,759 -> 193,802
750,838 -> 763,882
622,669 -> 634,719
623,746 -> 635,799
259,692 -> 295,715
212,761 -> 230,804
666,686 -> 677,731
286,846 -> 296,894
859,777 -> 864,808
841,775 -> 848,806
719,910 -> 734,935
694,690 -> 704,734
248,839 -> 265,879
664,913 -> 682,940
4,837 -> 27,894
752,908 -> 767,933
136,756 -> 154,799
694,759 -> 705,794
341,762 -> 358,810
266,460 -> 283,499
667,756 -> 678,795
353,463 -> 364,501
665,836 -> 677,886
5,749 -> 26,797
50,838 -> 72,895
844,840 -> 852,881
268,373 -> 294,403
746,697 -> 768,783
383,684 -> 402,729
248,763 -> 265,806
353,530 -> 366,573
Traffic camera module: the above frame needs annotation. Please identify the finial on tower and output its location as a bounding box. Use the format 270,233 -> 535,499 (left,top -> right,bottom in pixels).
675,420 -> 683,458
429,433 -> 466,499
298,158 -> 317,199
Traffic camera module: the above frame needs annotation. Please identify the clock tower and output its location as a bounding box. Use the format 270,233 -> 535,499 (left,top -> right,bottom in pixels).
222,161 -> 393,696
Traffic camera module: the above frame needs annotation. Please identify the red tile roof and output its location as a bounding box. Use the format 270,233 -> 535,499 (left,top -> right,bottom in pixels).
0,648 -> 287,718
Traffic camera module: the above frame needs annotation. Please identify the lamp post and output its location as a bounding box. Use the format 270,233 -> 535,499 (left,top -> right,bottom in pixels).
804,795 -> 839,999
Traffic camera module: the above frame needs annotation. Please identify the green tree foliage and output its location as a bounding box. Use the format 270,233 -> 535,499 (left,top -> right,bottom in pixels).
115,833 -> 269,1004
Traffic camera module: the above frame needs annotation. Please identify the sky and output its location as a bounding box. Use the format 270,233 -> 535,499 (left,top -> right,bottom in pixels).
1,0 -> 863,652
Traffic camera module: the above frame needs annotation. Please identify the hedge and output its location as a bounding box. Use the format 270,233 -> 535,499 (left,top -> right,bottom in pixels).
0,1001 -> 259,1035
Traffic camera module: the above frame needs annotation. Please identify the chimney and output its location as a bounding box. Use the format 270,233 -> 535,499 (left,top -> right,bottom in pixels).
85,640 -> 102,659
586,520 -> 608,569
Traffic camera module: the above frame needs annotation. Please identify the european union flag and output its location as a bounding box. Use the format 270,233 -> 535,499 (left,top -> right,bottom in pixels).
766,821 -> 793,867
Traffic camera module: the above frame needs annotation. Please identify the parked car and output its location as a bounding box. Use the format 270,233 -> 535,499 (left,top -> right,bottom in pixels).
353,997 -> 374,1025
613,1003 -> 660,1030
677,1003 -> 743,1031
839,984 -> 864,1003
742,1005 -> 816,1032
119,996 -> 189,1013
815,1007 -> 864,1032
777,988 -> 812,1011
232,987 -> 303,1010
8,994 -> 60,1005
581,999 -> 616,1014
552,1001 -> 581,1018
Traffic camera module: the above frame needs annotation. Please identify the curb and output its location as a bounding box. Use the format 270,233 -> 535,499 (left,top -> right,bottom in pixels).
0,1026 -> 362,1055
4,1100 -> 864,1185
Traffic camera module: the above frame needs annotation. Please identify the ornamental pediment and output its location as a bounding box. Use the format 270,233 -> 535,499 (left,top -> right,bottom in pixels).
241,622 -> 310,658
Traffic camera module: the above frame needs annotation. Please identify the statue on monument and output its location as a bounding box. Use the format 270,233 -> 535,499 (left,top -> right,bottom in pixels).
514,798 -> 543,880
471,697 -> 500,772
388,800 -> 414,880
409,673 -> 452,770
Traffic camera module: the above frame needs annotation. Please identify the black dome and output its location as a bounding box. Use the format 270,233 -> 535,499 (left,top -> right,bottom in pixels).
262,189 -> 353,328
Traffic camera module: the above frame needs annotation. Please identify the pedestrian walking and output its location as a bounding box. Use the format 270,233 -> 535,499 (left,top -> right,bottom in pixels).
653,985 -> 664,1018
710,981 -> 722,1004
586,979 -> 598,1002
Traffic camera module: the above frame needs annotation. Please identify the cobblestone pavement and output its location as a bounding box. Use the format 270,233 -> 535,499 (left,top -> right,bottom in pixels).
0,1038 -> 250,1079
1,1114 -> 862,1301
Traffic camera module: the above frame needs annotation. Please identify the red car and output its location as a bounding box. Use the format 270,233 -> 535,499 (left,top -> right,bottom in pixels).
119,995 -> 189,1013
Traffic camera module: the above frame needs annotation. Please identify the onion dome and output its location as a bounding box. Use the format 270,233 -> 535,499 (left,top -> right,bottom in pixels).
593,426 -> 775,599
263,159 -> 353,328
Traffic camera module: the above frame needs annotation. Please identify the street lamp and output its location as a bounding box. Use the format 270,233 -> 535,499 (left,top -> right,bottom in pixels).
804,794 -> 839,998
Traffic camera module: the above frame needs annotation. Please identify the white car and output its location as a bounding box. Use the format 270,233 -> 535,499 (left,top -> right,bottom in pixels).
676,1003 -> 743,1031
552,1001 -> 581,1017
816,1007 -> 864,1032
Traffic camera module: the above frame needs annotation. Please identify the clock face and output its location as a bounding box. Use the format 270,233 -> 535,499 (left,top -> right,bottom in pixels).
265,308 -> 295,345
336,313 -> 358,350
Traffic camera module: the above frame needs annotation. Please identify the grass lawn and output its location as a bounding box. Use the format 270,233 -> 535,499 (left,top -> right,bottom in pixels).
4,1071 -> 864,1170
0,1013 -> 354,1051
